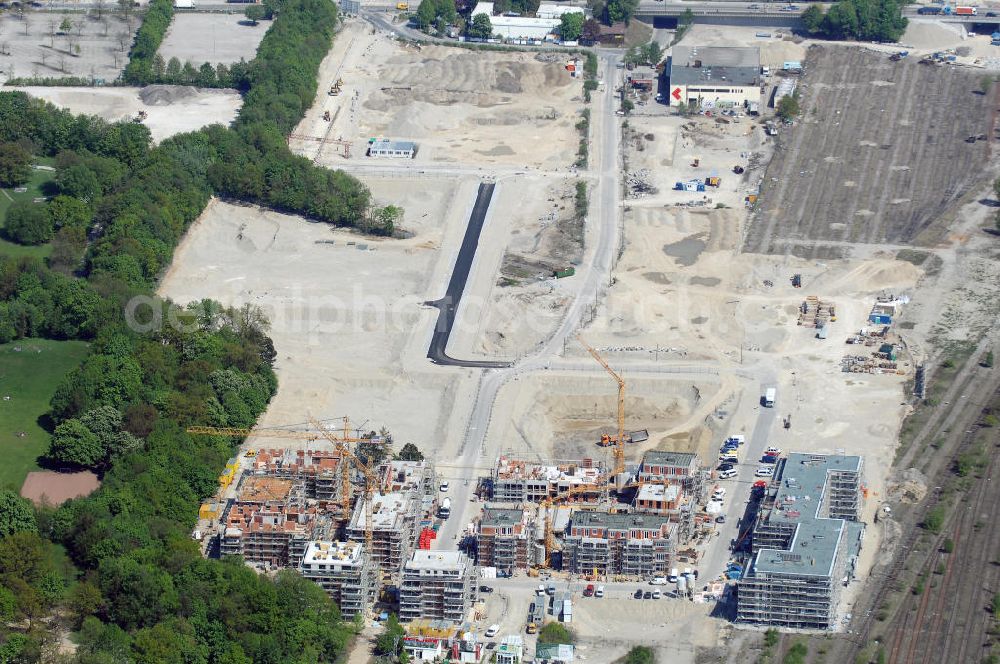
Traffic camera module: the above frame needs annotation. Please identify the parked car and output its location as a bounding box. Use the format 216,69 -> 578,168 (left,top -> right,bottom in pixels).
716,462 -> 734,472
537,584 -> 546,596
760,455 -> 778,464
583,584 -> 595,597
651,576 -> 667,585
485,624 -> 500,638
765,446 -> 782,456
634,588 -> 643,599
480,585 -> 494,593
595,585 -> 605,598
439,482 -> 449,492
643,591 -> 652,599
712,487 -> 726,500
720,455 -> 739,465
716,515 -> 726,524
755,466 -> 775,477
546,583 -> 556,595
719,468 -> 738,479
652,589 -> 662,599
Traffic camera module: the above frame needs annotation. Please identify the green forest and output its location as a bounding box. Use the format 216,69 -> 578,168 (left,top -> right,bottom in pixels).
0,0 -> 378,660
801,0 -> 908,42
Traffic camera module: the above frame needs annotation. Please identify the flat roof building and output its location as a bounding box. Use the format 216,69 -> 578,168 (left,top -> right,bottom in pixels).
399,551 -> 478,624
562,511 -> 675,578
634,482 -> 682,515
347,490 -> 421,577
470,2 -> 583,41
298,541 -> 376,618
668,46 -> 761,109
637,451 -> 699,484
368,138 -> 416,159
738,453 -> 865,630
477,506 -> 531,573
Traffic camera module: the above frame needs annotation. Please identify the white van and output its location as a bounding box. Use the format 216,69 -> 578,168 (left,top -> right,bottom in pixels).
439,481 -> 449,492
485,624 -> 500,638
719,468 -> 738,479
668,568 -> 679,583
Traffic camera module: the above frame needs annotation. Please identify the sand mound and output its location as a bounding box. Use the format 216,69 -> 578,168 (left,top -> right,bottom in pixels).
139,85 -> 199,106
886,467 -> 929,504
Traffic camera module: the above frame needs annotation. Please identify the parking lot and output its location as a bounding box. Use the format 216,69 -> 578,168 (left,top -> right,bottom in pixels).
745,46 -> 996,258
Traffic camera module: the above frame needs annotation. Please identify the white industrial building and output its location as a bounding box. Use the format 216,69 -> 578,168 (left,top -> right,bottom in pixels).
667,46 -> 762,109
367,138 -> 416,159
470,2 -> 584,41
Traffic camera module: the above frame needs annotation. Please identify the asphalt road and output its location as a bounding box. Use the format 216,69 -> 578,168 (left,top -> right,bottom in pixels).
435,53 -> 624,546
425,182 -> 512,368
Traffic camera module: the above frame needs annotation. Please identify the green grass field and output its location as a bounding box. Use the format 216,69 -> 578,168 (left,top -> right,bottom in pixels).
0,338 -> 90,491
0,162 -> 57,260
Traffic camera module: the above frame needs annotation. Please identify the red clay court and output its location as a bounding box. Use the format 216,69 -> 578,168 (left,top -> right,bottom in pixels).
20,470 -> 100,505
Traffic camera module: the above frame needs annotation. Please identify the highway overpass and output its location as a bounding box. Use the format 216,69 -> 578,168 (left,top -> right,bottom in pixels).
634,1 -> 1000,28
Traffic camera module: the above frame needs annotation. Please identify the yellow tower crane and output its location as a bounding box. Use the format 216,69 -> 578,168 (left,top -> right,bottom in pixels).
187,417 -> 368,519
308,417 -> 383,557
576,335 -> 626,477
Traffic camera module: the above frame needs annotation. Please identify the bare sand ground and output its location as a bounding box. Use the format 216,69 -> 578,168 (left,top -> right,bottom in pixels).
294,18 -> 584,169
158,13 -> 269,66
445,175 -> 586,362
486,371 -> 731,464
17,86 -> 242,143
21,470 -> 99,505
158,177 -> 484,454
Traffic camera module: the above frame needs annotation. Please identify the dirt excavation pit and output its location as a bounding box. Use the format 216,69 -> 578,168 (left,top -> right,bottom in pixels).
307,20 -> 584,168
486,372 -> 722,461
18,86 -> 242,143
158,177 -> 472,450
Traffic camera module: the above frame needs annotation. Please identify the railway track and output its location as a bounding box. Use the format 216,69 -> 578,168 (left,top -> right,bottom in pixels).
881,397 -> 1000,664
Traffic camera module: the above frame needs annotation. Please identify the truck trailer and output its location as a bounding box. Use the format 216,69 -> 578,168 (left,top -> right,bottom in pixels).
763,387 -> 776,408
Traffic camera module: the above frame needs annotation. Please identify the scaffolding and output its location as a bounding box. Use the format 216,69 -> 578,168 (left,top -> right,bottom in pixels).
299,541 -> 377,618
738,453 -> 865,630
399,551 -> 478,624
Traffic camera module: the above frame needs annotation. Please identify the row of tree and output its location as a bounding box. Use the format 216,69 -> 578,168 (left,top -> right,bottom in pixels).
801,0 -> 908,42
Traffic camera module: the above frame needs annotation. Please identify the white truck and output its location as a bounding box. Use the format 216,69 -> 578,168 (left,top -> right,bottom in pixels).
763,387 -> 776,408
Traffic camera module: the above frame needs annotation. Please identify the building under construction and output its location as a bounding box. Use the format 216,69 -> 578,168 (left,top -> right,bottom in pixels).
218,476 -> 334,568
247,448 -> 344,504
737,453 -> 865,630
561,510 -> 676,577
347,490 -> 422,578
399,551 -> 478,624
476,507 -> 531,573
489,456 -> 608,503
298,540 -> 377,618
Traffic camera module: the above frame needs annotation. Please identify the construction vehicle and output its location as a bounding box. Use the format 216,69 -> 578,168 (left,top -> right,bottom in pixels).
328,78 -> 343,96
133,110 -> 147,123
577,336 -> 626,477
704,176 -> 721,187
396,1 -> 408,8
791,274 -> 802,288
323,110 -> 331,121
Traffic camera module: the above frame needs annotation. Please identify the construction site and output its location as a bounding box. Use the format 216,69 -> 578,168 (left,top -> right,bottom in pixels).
145,9 -> 1000,661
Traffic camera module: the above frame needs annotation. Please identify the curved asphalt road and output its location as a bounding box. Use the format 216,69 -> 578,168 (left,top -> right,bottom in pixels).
425,182 -> 512,368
